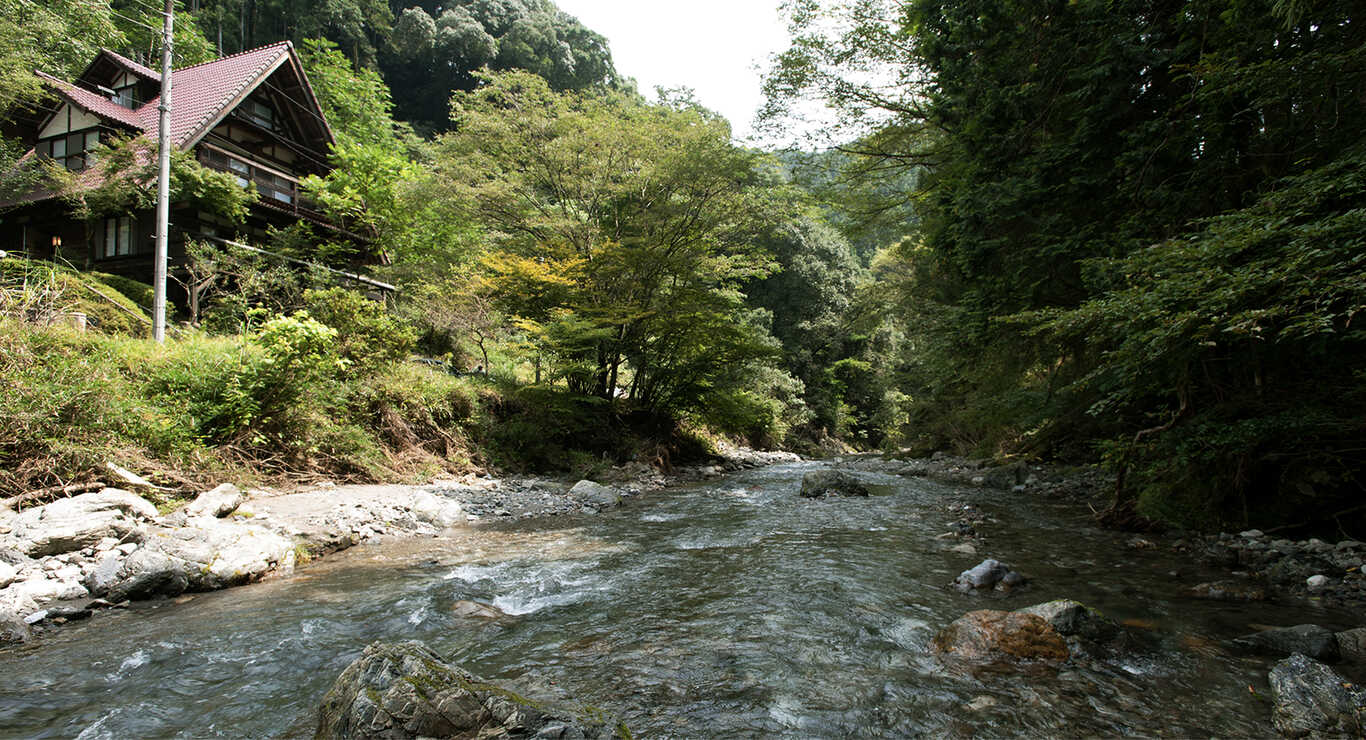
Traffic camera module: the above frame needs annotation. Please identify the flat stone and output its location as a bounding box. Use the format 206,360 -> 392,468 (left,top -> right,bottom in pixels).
183,483 -> 246,519
1016,599 -> 1118,641
932,610 -> 1070,663
799,470 -> 871,498
1236,624 -> 1340,662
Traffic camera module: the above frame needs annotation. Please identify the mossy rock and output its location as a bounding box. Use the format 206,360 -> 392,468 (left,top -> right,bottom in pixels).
316,640 -> 628,739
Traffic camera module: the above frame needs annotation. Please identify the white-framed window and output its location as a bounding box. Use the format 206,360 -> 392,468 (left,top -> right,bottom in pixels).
109,85 -> 138,108
36,129 -> 101,172
101,215 -> 135,258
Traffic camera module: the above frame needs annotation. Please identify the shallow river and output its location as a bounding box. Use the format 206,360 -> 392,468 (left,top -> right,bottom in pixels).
0,461 -> 1358,738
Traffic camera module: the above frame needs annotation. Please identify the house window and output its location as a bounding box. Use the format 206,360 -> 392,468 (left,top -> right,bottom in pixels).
239,99 -> 276,131
198,147 -> 298,207
101,215 -> 136,258
109,84 -> 139,108
36,129 -> 100,172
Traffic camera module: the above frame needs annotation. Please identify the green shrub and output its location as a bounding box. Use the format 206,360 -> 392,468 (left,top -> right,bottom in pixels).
303,287 -> 416,375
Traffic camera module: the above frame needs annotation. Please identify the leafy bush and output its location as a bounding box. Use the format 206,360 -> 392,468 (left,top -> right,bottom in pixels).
303,287 -> 416,375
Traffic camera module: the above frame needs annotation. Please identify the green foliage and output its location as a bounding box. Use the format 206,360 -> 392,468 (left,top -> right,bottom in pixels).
437,70 -> 789,422
380,0 -> 621,133
303,287 -> 416,374
61,136 -> 252,227
766,0 -> 1366,525
0,258 -> 149,335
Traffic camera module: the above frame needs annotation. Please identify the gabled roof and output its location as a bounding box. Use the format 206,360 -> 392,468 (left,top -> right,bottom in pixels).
35,71 -> 145,131
79,48 -> 160,85
35,41 -> 333,152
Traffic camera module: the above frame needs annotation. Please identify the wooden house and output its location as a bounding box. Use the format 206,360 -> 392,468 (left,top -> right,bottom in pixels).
0,42 -> 367,291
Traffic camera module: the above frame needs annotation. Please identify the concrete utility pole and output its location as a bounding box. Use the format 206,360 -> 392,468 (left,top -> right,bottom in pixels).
152,0 -> 174,343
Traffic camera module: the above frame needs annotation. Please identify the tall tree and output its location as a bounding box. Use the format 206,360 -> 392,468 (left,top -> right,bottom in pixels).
434,71 -> 788,423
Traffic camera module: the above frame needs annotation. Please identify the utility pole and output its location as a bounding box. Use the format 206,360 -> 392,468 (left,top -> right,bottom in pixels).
152,0 -> 174,343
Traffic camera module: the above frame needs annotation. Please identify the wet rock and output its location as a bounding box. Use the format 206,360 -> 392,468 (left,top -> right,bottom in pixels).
8,489 -> 154,557
954,559 -> 1026,592
1306,575 -> 1330,593
799,470 -> 870,498
450,600 -> 506,620
1017,599 -> 1118,642
316,640 -> 621,739
1184,580 -> 1267,602
1335,628 -> 1366,664
1268,653 -> 1366,738
0,609 -> 30,643
99,549 -> 192,602
568,480 -> 622,509
183,483 -> 246,519
932,610 -> 1069,663
1236,625 -> 1340,662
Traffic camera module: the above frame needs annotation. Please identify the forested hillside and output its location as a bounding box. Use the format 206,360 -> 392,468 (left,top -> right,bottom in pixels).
766,0 -> 1366,531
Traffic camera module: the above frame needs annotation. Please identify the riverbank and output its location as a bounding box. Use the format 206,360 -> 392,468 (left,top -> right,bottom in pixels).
840,452 -> 1366,611
0,445 -> 799,644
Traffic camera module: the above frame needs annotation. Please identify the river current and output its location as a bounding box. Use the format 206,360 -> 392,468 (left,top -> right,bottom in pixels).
0,461 -> 1357,738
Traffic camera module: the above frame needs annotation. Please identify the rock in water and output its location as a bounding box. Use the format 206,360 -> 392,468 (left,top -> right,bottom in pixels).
954,559 -> 1016,590
932,610 -> 1070,663
1235,624 -> 1340,662
183,483 -> 246,519
799,470 -> 870,498
1268,653 -> 1366,738
568,480 -> 622,509
316,641 -> 624,739
1017,600 -> 1118,641
1336,628 -> 1366,664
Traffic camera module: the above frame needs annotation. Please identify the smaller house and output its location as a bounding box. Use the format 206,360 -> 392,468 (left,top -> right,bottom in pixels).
0,42 -> 366,292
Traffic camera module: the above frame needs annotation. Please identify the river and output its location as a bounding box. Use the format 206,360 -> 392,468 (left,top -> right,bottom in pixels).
0,461 -> 1356,737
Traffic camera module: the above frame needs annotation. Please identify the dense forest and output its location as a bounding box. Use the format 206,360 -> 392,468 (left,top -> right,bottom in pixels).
1,0 -> 1363,534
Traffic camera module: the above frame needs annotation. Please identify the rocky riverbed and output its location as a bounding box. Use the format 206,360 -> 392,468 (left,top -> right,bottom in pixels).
0,446 -> 799,644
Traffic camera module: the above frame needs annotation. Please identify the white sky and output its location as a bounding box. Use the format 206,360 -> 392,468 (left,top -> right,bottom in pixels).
553,0 -> 791,144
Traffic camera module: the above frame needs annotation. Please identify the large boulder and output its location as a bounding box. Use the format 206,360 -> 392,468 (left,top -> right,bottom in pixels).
1268,653 -> 1366,738
96,549 -> 192,602
316,641 -> 624,739
8,489 -> 155,557
183,483 -> 246,519
568,481 -> 621,509
143,517 -> 293,590
88,517 -> 293,601
932,610 -> 1070,663
1236,625 -> 1340,662
799,470 -> 870,498
1017,599 -> 1118,642
409,490 -> 464,528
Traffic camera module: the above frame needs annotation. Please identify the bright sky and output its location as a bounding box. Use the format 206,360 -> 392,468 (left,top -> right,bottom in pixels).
553,0 -> 791,144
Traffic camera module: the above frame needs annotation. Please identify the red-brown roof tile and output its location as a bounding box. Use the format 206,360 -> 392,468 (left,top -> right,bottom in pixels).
36,71 -> 144,130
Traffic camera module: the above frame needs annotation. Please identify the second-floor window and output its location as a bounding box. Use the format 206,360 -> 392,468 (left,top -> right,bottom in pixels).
199,147 -> 299,207
109,84 -> 139,108
36,129 -> 100,172
239,99 -> 276,131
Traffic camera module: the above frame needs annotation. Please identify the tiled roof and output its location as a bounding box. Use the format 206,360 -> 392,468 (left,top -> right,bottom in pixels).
36,41 -> 296,151
35,71 -> 144,130
157,41 -> 293,148
98,49 -> 160,82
